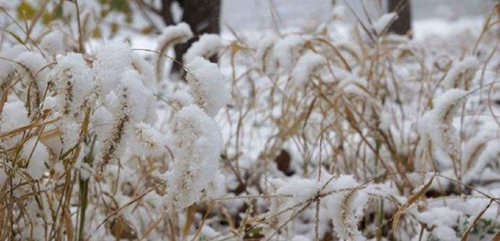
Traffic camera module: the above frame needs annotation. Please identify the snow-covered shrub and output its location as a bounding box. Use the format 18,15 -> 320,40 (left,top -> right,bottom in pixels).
0,5 -> 228,239
1,0 -> 500,240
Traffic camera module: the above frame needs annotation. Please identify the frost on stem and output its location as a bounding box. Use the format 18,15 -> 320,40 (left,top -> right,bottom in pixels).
331,5 -> 346,21
92,41 -> 132,102
132,52 -> 158,124
186,57 -> 230,117
372,12 -> 398,36
155,22 -> 193,82
20,138 -> 49,180
183,34 -> 223,64
442,56 -> 479,90
256,35 -> 278,74
50,53 -> 93,119
130,122 -> 166,157
0,45 -> 26,88
418,89 -> 467,169
40,30 -> 68,56
325,175 -> 368,241
0,96 -> 30,150
164,105 -> 225,213
268,177 -> 320,233
292,51 -> 327,86
413,207 -> 463,241
13,52 -> 50,107
464,139 -> 500,183
267,174 -> 374,241
273,35 -> 307,70
98,69 -> 151,170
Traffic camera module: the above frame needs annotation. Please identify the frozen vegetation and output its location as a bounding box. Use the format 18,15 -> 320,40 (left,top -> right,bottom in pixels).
1,0 -> 500,240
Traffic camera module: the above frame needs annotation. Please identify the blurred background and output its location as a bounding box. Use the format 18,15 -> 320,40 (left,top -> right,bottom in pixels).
222,0 -> 495,32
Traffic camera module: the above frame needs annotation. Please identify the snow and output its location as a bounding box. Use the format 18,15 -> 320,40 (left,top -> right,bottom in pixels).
292,51 -> 327,86
291,235 -> 311,241
93,41 -> 133,100
14,52 -> 50,95
1,1 -> 499,240
157,22 -> 193,49
418,89 -> 467,168
0,44 -> 26,80
273,35 -> 306,70
255,35 -> 278,73
186,57 -> 230,117
40,30 -> 67,55
21,138 -> 49,180
373,12 -> 398,35
156,22 -> 193,81
221,0 -> 492,33
0,96 -> 30,149
0,95 -> 30,133
183,34 -> 224,64
277,177 -> 319,202
50,53 -> 93,118
442,56 -> 479,90
465,140 -> 500,183
326,175 -> 367,241
130,122 -> 166,156
164,104 -> 225,212
61,124 -> 83,157
114,69 -> 151,123
414,207 -> 462,241
331,5 -> 346,21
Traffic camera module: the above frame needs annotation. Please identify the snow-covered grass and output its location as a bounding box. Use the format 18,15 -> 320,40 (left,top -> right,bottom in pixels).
1,1 -> 500,241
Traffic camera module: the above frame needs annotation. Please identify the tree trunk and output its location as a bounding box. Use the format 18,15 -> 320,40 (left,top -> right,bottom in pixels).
171,0 -> 221,73
160,0 -> 174,26
387,0 -> 412,35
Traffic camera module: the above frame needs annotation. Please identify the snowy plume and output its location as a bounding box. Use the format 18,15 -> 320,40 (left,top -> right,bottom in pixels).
186,57 -> 230,117
442,56 -> 479,90
155,22 -> 193,82
93,41 -> 133,100
273,35 -> 306,70
326,175 -> 367,241
164,105 -> 225,212
40,30 -> 67,55
110,69 -> 151,123
157,22 -> 193,50
331,5 -> 346,21
268,173 -> 370,241
20,138 -> 49,180
269,176 -> 321,231
413,207 -> 462,241
130,122 -> 166,157
373,12 -> 398,35
292,51 -> 327,86
98,69 -> 151,169
256,35 -> 278,74
0,45 -> 26,81
183,34 -> 224,64
59,121 -> 82,152
132,53 -> 158,123
418,89 -> 467,168
14,52 -> 50,103
50,53 -> 93,119
0,96 -> 30,149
